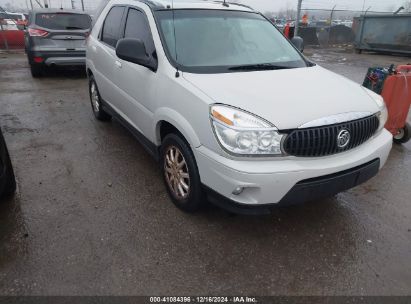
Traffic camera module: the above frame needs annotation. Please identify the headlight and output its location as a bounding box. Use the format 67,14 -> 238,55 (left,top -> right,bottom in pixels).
210,105 -> 284,156
378,103 -> 388,131
363,87 -> 387,131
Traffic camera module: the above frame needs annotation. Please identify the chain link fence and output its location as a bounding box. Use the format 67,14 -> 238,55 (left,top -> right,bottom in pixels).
0,13 -> 26,51
1,3 -> 409,50
268,8 -> 405,47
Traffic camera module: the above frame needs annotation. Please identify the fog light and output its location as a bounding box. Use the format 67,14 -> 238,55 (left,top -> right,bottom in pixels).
232,186 -> 244,195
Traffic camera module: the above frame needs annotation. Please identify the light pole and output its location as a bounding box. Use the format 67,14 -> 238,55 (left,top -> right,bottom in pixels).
362,0 -> 366,13
327,4 -> 337,46
329,4 -> 337,26
295,0 -> 302,37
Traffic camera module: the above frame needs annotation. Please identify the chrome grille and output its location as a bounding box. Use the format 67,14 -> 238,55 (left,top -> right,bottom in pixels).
283,115 -> 380,157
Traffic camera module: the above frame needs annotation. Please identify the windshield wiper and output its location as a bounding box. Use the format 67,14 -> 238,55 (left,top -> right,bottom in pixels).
228,63 -> 294,71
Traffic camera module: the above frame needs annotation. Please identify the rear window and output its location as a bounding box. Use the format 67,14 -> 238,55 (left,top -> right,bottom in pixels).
35,13 -> 91,30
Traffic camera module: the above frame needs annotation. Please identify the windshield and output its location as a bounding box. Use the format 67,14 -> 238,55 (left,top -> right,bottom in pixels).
35,13 -> 91,30
155,9 -> 307,73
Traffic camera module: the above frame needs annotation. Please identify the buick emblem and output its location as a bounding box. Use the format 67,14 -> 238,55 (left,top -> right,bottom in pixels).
337,129 -> 350,148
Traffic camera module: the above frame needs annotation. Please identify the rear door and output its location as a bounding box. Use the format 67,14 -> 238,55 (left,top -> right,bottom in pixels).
30,12 -> 91,52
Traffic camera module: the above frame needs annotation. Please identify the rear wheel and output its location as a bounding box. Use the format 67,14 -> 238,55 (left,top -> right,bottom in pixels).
160,133 -> 204,212
393,123 -> 411,144
89,75 -> 111,121
30,64 -> 43,78
0,132 -> 16,199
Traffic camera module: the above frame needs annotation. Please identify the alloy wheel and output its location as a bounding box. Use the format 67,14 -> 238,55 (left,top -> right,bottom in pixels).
164,145 -> 190,200
90,82 -> 100,112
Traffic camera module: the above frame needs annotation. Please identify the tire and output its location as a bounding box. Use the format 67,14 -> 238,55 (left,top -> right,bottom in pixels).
89,75 -> 111,121
30,64 -> 43,78
160,133 -> 204,212
393,123 -> 411,144
0,131 -> 16,199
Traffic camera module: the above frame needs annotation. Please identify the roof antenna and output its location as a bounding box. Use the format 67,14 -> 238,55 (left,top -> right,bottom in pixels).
222,0 -> 229,7
171,0 -> 180,78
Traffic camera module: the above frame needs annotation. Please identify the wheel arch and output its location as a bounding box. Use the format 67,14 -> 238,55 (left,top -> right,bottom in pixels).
154,108 -> 201,149
86,68 -> 93,77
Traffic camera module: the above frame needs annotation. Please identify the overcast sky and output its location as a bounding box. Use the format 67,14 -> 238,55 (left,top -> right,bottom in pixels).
0,0 -> 407,13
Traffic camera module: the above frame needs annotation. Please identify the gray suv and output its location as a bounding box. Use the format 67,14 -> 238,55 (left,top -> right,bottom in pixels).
25,9 -> 91,77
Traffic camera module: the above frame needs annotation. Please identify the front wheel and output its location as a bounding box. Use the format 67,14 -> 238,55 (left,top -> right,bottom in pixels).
160,133 -> 204,212
393,123 -> 411,144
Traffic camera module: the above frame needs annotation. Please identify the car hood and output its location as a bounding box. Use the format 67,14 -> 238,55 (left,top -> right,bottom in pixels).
182,65 -> 379,130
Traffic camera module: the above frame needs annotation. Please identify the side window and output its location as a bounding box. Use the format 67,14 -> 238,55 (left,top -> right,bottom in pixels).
101,6 -> 125,48
123,8 -> 155,55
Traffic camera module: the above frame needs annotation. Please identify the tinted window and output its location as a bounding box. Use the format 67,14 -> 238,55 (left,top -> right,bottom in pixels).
101,6 -> 125,47
35,13 -> 91,30
123,8 -> 155,54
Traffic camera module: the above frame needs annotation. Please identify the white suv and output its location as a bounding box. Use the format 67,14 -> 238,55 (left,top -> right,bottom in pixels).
86,0 -> 392,214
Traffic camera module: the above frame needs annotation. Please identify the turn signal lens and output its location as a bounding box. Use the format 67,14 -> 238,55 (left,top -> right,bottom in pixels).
212,110 -> 233,126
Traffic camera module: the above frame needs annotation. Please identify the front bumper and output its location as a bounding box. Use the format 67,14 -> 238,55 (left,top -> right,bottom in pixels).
195,129 -> 392,213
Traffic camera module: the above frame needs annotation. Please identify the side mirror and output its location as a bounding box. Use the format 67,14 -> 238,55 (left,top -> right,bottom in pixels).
116,38 -> 157,71
291,36 -> 304,52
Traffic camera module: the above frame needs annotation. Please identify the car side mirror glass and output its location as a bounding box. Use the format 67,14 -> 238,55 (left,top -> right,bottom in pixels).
291,36 -> 304,53
116,38 -> 157,71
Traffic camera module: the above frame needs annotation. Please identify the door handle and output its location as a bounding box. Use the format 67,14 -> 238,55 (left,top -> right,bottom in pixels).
115,60 -> 122,68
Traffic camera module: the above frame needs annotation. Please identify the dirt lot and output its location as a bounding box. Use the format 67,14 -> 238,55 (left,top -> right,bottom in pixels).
0,49 -> 410,296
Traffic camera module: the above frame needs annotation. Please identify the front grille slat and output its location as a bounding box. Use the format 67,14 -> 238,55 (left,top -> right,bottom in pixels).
284,115 -> 379,157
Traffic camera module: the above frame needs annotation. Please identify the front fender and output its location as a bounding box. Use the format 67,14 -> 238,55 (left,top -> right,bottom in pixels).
153,107 -> 201,148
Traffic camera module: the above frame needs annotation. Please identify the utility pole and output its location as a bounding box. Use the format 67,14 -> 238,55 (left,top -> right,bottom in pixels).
81,0 -> 84,11
295,0 -> 302,37
29,0 -> 34,9
34,0 -> 44,8
327,5 -> 337,46
362,0 -> 366,13
71,0 -> 75,9
330,5 -> 336,25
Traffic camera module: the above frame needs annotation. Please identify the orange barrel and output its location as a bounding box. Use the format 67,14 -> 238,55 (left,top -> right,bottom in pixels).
381,64 -> 411,135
